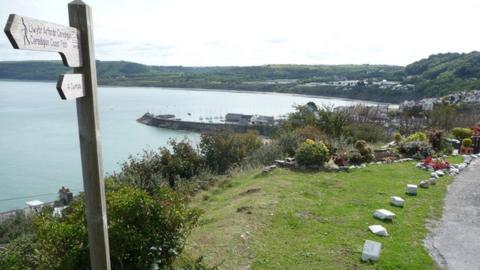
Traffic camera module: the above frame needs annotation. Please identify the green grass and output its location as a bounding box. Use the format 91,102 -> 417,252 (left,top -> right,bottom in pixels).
185,162 -> 454,269
446,155 -> 463,164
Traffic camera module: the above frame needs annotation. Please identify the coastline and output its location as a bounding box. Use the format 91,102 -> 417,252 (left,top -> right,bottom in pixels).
0,78 -> 397,106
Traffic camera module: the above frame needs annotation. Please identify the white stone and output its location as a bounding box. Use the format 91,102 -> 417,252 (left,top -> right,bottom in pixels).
373,209 -> 396,220
362,240 -> 382,262
419,180 -> 429,188
463,155 -> 472,163
436,170 -> 445,177
406,184 -> 418,195
429,178 -> 437,185
390,196 -> 405,207
368,225 -> 389,236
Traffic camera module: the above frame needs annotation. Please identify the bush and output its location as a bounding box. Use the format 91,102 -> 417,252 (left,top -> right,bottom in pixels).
399,141 -> 433,160
0,211 -> 34,245
345,123 -> 389,143
354,140 -> 374,163
118,139 -> 202,189
427,128 -> 445,151
295,125 -> 327,141
462,138 -> 473,148
160,140 -> 203,187
200,130 -> 262,173
118,150 -> 164,192
244,141 -> 284,166
452,127 -> 473,140
0,185 -> 201,270
405,131 -> 427,142
0,236 -> 39,269
347,150 -> 364,165
275,130 -> 303,157
295,140 -> 329,167
394,132 -> 402,142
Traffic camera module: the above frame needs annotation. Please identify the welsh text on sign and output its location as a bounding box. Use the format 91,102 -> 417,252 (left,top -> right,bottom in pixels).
4,14 -> 82,67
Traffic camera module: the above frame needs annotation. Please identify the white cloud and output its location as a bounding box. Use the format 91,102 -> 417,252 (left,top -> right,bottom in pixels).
1,0 -> 479,66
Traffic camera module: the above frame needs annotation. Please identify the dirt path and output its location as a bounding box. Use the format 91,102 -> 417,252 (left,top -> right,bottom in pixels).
426,158 -> 480,270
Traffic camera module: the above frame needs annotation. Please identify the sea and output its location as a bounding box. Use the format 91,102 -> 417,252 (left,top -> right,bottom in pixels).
0,80 -> 381,212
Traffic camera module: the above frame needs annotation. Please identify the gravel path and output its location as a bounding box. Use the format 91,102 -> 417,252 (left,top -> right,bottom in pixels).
426,158 -> 480,270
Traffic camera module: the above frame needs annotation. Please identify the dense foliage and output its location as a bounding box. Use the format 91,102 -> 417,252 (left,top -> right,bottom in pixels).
0,212 -> 34,245
118,139 -> 202,190
200,130 -> 262,173
0,185 -> 201,270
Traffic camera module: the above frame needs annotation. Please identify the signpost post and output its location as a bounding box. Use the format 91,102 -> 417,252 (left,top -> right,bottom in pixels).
4,1 -> 111,269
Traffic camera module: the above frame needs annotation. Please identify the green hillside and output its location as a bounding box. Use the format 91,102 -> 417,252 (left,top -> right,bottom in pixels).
2,52 -> 480,102
404,52 -> 480,97
184,160 -> 456,269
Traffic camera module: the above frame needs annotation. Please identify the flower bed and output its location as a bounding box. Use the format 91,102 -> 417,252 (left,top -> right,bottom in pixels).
423,156 -> 450,171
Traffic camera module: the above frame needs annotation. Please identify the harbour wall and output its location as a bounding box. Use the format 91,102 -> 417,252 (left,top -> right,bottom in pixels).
137,113 -> 277,136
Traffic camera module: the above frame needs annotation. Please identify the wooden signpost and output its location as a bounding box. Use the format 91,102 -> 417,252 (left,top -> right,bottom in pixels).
4,1 -> 111,269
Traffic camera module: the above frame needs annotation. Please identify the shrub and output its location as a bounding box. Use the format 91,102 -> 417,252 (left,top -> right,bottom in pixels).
345,123 -> 389,143
0,211 -> 34,245
462,138 -> 473,148
347,150 -> 364,165
0,185 -> 201,270
0,236 -> 39,269
452,127 -> 473,140
399,141 -> 433,160
118,150 -> 164,191
118,139 -> 202,189
244,141 -> 284,167
275,130 -> 303,157
405,131 -> 427,142
427,128 -> 445,151
354,140 -> 374,163
394,132 -> 402,142
160,140 -> 203,187
200,130 -> 262,173
295,125 -> 326,141
295,140 -> 329,167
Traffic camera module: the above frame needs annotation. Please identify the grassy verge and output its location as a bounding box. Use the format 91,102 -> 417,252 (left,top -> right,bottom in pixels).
185,161 -> 453,269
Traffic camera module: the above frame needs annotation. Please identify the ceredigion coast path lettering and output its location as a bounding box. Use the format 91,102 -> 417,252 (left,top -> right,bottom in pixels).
3,1 -> 111,269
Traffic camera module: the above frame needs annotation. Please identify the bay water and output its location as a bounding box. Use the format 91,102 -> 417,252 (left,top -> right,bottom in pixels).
0,80 -> 379,211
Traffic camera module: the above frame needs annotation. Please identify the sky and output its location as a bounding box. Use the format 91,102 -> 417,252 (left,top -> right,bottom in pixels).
1,0 -> 480,66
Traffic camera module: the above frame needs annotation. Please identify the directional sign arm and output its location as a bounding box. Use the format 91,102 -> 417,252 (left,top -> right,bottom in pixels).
56,74 -> 85,100
4,14 -> 82,67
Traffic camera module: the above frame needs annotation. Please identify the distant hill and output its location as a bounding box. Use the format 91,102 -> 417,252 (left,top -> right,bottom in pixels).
404,52 -> 480,98
1,52 -> 480,103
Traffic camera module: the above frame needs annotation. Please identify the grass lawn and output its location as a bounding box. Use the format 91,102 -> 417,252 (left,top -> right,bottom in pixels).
185,161 -> 454,269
